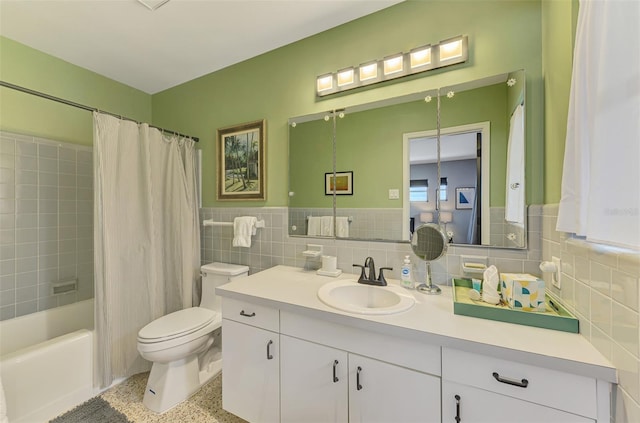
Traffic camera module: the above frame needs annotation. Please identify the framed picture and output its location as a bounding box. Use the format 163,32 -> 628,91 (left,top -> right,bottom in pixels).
217,119 -> 266,200
325,171 -> 353,195
456,187 -> 475,210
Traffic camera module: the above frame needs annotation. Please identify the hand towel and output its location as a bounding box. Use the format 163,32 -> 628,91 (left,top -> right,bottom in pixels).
233,216 -> 257,248
505,104 -> 525,225
307,216 -> 322,236
320,216 -> 333,237
336,216 -> 350,238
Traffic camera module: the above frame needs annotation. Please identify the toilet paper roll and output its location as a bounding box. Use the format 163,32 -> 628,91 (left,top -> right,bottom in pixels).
322,255 -> 337,272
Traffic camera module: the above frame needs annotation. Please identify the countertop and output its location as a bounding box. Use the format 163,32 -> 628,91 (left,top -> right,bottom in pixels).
216,265 -> 617,383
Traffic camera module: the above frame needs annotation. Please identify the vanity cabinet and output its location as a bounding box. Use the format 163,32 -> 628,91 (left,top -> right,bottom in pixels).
222,298 -> 280,423
441,348 -> 600,423
280,335 -> 440,423
442,381 -> 593,423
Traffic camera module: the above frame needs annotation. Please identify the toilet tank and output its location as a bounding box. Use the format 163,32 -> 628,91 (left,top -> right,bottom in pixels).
200,262 -> 249,311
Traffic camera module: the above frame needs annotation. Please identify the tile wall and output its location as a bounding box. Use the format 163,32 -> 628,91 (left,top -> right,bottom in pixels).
201,205 -> 543,286
289,207 -> 403,240
541,204 -> 640,422
0,131 -> 94,321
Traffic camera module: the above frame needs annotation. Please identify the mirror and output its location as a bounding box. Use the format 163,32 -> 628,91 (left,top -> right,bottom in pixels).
411,223 -> 448,294
288,70 -> 526,249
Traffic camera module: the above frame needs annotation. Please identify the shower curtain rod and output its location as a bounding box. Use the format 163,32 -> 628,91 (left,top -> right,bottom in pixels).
0,80 -> 199,142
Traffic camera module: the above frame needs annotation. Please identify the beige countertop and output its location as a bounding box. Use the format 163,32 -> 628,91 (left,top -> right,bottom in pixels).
216,265 -> 617,383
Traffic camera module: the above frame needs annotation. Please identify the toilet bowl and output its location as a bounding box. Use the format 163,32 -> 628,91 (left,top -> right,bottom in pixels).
137,262 -> 249,414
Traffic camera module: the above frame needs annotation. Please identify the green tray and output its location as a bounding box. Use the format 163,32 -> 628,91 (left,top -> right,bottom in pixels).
452,278 -> 579,333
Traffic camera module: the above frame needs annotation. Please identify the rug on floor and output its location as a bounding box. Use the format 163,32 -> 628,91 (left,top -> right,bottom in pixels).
50,397 -> 131,423
50,372 -> 246,423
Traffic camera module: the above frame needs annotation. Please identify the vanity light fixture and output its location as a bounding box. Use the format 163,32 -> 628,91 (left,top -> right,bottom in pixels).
383,53 -> 404,77
316,35 -> 468,97
410,45 -> 432,70
337,67 -> 355,87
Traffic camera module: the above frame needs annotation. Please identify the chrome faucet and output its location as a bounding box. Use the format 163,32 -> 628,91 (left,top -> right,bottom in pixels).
353,257 -> 392,286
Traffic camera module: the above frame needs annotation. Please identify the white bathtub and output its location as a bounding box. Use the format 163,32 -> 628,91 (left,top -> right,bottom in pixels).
0,300 -> 95,423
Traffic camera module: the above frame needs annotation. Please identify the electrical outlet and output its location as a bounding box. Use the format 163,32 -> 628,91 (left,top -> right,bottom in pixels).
388,189 -> 399,199
551,256 -> 562,289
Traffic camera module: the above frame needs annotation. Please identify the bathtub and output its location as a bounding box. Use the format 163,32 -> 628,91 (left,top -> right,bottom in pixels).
0,300 -> 95,423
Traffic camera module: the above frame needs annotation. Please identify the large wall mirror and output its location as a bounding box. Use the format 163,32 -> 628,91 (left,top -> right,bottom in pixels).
288,69 -> 526,249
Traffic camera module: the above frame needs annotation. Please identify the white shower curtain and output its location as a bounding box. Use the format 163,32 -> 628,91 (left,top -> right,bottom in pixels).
93,112 -> 201,387
505,104 -> 525,225
556,0 -> 640,250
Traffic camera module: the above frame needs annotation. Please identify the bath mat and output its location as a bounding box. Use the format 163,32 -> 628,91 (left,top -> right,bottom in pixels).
51,372 -> 246,423
49,396 -> 131,423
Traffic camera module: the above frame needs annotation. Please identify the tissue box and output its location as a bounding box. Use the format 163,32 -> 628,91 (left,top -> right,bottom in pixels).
500,273 -> 546,312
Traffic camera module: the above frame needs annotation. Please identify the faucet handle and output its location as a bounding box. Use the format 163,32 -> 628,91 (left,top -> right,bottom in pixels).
377,267 -> 393,286
352,264 -> 366,282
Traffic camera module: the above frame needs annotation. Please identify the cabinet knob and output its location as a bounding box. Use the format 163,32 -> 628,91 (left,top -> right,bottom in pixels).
333,360 -> 339,383
356,366 -> 363,391
240,310 -> 256,317
454,394 -> 461,422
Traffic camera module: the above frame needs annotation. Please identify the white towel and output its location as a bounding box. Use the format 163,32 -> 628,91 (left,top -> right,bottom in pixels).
336,216 -> 350,238
232,216 -> 257,248
307,216 -> 322,236
505,104 -> 525,225
320,216 -> 333,237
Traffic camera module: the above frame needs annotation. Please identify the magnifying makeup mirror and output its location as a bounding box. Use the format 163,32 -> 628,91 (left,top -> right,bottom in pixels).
411,223 -> 448,294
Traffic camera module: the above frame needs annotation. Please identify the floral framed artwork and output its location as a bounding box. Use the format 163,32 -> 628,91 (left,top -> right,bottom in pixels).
325,171 -> 353,195
216,119 -> 266,201
455,187 -> 475,210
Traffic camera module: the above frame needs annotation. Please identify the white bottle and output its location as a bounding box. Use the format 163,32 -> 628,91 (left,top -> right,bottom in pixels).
401,255 -> 413,289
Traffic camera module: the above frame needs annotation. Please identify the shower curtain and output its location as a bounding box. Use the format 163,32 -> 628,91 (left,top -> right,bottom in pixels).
93,112 -> 201,387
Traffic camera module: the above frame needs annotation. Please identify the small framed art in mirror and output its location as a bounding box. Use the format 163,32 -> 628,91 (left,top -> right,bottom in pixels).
217,119 -> 266,200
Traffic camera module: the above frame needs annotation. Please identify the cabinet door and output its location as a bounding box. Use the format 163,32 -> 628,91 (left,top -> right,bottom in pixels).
349,353 -> 441,423
222,319 -> 279,423
442,381 -> 594,423
280,335 -> 348,423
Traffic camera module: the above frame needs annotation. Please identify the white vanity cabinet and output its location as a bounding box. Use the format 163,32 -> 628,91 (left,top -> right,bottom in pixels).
280,311 -> 442,423
280,335 -> 348,423
222,298 -> 280,423
280,335 -> 441,423
441,348 -> 601,423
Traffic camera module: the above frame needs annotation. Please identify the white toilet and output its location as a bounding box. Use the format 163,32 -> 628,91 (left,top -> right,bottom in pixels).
137,262 -> 249,413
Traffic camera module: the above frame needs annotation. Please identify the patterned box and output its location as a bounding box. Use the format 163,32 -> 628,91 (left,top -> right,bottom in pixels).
500,273 -> 546,312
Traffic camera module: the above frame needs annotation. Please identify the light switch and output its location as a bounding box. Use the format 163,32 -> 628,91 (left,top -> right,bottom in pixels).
388,189 -> 399,200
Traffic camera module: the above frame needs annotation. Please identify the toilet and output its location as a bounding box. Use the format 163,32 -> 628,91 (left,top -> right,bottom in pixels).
137,262 -> 249,413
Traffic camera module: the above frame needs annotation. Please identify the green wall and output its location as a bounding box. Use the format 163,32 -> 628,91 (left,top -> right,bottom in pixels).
152,0 -> 544,208
0,36 -> 151,146
541,0 -> 577,203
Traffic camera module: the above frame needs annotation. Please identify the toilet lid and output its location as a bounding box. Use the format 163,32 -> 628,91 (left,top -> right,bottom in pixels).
138,307 -> 217,342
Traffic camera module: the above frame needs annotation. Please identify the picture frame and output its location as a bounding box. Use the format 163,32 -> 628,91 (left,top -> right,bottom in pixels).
325,171 -> 353,195
216,119 -> 266,201
455,187 -> 475,210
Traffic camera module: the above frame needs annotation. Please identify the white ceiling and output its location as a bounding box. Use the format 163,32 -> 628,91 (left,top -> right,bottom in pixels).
0,0 -> 403,94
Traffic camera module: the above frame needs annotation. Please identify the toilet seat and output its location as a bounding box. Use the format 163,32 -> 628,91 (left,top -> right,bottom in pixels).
137,307 -> 221,352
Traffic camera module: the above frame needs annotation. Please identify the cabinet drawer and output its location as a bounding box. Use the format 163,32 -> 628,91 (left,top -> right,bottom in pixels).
222,297 -> 279,332
442,348 -> 597,419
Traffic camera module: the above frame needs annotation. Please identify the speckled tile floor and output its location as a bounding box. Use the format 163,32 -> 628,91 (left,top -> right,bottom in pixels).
93,372 -> 246,423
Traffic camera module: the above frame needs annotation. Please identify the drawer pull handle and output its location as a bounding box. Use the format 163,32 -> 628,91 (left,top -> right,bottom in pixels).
267,340 -> 274,360
356,366 -> 363,391
240,310 -> 256,317
454,395 -> 461,422
333,360 -> 339,383
492,372 -> 529,388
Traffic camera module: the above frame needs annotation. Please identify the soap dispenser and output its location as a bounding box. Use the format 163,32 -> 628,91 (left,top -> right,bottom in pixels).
401,255 -> 413,289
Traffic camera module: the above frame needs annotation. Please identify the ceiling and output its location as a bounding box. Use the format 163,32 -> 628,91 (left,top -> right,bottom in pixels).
0,0 -> 403,94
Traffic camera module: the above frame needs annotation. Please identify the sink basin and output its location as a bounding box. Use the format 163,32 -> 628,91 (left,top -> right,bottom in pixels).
317,280 -> 416,315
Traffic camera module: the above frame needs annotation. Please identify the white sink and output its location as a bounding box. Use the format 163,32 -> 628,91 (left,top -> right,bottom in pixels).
317,280 -> 416,315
